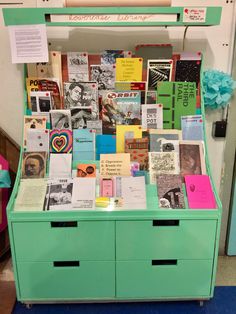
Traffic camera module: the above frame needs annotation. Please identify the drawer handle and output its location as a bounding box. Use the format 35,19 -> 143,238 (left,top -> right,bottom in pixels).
152,260 -> 177,266
53,261 -> 80,267
153,220 -> 179,227
51,221 -> 78,228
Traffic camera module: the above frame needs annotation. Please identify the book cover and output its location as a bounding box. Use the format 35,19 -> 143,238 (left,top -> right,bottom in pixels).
50,109 -> 72,130
179,140 -> 206,177
102,91 -> 141,135
120,176 -> 146,209
64,81 -> 98,110
157,174 -> 185,209
149,129 -> 182,152
175,60 -> 201,85
96,134 -> 116,160
149,152 -> 179,184
181,115 -> 204,141
115,81 -> 146,104
157,81 -> 196,129
116,125 -> 142,153
100,178 -> 114,197
125,137 -> 149,171
90,65 -> 116,90
115,58 -> 143,82
50,129 -> 73,153
22,152 -> 47,179
72,177 -> 96,209
185,175 -> 216,209
26,78 -> 62,110
44,178 -> 73,211
73,129 -> 95,160
67,52 -> 89,82
101,50 -> 132,64
147,59 -> 173,91
141,104 -> 163,129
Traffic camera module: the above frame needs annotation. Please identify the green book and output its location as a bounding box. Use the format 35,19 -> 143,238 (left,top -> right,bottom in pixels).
157,82 -> 196,129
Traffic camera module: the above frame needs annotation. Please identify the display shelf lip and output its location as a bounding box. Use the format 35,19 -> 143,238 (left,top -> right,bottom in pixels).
2,6 -> 222,27
8,207 -> 221,222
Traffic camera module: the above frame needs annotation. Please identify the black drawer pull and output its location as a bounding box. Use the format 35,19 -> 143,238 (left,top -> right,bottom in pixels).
153,220 -> 179,227
152,260 -> 177,266
53,261 -> 80,267
51,221 -> 78,228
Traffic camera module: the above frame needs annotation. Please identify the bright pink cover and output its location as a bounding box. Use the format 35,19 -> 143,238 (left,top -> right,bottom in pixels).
0,155 -> 9,232
185,175 -> 216,209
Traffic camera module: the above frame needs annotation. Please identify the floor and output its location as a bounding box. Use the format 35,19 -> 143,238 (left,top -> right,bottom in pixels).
1,254 -> 236,314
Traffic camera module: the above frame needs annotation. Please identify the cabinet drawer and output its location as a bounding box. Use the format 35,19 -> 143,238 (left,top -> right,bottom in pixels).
17,261 -> 115,300
116,220 -> 216,259
13,221 -> 115,261
116,260 -> 212,298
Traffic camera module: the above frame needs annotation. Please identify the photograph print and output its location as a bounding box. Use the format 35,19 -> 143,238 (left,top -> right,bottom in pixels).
50,109 -> 72,130
71,107 -> 98,129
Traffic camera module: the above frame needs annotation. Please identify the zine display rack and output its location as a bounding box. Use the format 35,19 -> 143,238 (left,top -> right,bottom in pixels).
3,6 -> 222,304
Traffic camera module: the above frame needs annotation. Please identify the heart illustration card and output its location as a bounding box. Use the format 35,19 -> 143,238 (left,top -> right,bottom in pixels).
50,129 -> 73,153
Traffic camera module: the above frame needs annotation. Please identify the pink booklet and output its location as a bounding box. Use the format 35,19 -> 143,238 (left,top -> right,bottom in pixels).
185,175 -> 217,209
0,155 -> 9,232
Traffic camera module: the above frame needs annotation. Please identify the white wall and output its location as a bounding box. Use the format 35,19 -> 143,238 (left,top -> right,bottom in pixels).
0,0 -> 235,197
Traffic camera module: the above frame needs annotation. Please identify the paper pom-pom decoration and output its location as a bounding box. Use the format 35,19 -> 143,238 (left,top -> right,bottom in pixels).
203,70 -> 236,109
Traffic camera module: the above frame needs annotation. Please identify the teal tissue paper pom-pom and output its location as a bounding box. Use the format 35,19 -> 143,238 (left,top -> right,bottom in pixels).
203,70 -> 236,109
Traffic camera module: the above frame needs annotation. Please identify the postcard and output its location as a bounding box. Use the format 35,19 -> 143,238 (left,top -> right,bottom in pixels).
149,152 -> 180,184
157,174 -> 185,209
49,153 -> 72,178
101,50 -> 132,64
142,104 -> 163,129
77,164 -> 96,178
67,52 -> 89,82
26,129 -> 49,152
50,109 -> 72,130
72,177 -> 96,209
50,129 -> 73,153
116,58 -> 143,82
44,178 -> 73,211
22,152 -> 47,179
14,179 -> 48,212
100,153 -> 131,178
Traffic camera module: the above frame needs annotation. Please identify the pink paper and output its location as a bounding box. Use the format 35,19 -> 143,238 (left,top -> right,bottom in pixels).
185,175 -> 216,209
0,155 -> 9,232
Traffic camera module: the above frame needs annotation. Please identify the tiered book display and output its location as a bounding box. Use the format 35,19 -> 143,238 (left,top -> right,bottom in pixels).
3,6 -> 222,304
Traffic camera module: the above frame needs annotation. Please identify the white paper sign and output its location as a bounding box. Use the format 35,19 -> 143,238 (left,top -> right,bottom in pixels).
8,24 -> 49,64
183,8 -> 206,23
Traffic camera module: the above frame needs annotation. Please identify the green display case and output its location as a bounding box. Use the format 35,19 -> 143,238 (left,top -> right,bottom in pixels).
3,6 -> 222,305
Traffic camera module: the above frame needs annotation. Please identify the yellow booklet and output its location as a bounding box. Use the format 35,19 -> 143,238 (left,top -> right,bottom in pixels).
116,58 -> 143,82
116,125 -> 142,153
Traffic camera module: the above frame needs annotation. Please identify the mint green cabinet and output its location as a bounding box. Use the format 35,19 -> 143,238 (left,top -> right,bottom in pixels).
17,261 -> 115,300
116,260 -> 212,298
13,221 -> 115,261
116,220 -> 217,260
